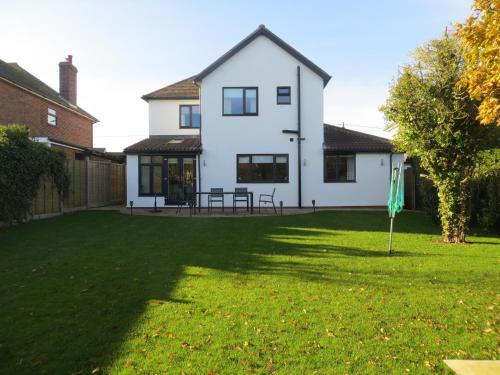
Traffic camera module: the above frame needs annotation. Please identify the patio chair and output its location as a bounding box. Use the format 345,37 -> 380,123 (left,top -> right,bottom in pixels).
259,188 -> 277,215
208,187 -> 224,212
233,187 -> 249,212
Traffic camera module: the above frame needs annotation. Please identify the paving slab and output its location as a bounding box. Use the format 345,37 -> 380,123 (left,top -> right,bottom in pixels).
444,360 -> 500,375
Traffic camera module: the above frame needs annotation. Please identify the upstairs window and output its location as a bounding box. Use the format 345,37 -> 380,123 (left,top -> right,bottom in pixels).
47,108 -> 57,126
237,154 -> 288,183
179,105 -> 200,128
324,154 -> 356,182
223,87 -> 258,116
277,86 -> 291,104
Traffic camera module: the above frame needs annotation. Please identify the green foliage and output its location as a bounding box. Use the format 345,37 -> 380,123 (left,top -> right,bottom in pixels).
416,175 -> 439,223
471,148 -> 500,231
380,34 -> 497,243
0,125 -> 69,224
417,154 -> 500,232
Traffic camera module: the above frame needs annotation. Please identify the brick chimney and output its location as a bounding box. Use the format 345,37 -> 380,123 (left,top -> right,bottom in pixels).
59,55 -> 77,105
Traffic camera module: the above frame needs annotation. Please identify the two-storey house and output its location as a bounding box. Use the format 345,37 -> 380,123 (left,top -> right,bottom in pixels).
0,55 -> 99,160
125,25 -> 404,208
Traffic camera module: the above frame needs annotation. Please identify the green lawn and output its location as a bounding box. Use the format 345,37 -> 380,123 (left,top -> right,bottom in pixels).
0,211 -> 498,374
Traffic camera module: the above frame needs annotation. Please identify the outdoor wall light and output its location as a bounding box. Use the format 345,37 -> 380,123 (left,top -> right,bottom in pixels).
381,158 -> 384,166
203,159 -> 206,167
303,158 -> 307,166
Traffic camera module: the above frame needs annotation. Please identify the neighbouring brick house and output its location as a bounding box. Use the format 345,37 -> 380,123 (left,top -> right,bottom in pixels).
0,55 -> 114,160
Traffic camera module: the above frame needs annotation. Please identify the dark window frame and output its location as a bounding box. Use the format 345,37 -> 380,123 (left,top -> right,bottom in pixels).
276,86 -> 291,105
47,107 -> 57,126
179,105 -> 201,128
323,153 -> 357,183
222,87 -> 259,116
236,154 -> 289,183
138,155 -> 164,196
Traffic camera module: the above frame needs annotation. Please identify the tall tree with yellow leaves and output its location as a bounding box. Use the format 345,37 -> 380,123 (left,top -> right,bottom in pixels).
456,0 -> 499,125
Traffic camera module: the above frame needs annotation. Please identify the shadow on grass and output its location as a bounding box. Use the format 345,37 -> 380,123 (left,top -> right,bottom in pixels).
0,210 -> 454,373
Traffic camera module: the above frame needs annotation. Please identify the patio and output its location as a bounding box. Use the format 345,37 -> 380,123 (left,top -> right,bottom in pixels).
118,206 -> 387,217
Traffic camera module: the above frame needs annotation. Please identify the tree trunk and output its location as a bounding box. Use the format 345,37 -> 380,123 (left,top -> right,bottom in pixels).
437,180 -> 470,243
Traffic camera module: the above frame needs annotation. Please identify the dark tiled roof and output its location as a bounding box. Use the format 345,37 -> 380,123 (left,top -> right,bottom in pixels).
195,25 -> 331,87
323,124 -> 393,153
0,59 -> 98,122
142,76 -> 199,101
124,135 -> 201,153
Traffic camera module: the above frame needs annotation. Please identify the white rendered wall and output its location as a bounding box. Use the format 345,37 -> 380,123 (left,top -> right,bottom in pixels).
199,35 -> 323,207
306,153 -> 405,207
149,99 -> 200,136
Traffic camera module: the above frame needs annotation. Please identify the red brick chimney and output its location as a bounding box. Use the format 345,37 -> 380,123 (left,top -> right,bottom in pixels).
59,55 -> 77,105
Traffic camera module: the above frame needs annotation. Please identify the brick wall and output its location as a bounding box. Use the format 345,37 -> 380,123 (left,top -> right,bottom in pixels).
0,79 -> 94,148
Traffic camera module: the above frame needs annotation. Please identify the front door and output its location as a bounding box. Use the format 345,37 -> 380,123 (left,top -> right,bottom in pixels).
164,156 -> 196,204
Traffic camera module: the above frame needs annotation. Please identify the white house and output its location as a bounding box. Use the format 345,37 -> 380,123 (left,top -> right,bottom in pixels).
125,25 -> 404,209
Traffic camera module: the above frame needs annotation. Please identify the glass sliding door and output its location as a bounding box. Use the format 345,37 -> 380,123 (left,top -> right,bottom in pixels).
167,158 -> 181,203
164,156 -> 196,205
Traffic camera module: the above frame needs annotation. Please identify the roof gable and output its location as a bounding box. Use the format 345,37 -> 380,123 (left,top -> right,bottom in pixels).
195,25 -> 331,87
0,59 -> 97,122
142,76 -> 199,101
323,124 -> 393,153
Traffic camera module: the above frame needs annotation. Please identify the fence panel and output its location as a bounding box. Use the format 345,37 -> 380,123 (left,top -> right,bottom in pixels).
31,159 -> 125,217
32,176 -> 59,216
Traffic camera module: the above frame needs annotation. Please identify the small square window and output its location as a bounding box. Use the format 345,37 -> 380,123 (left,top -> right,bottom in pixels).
277,86 -> 291,105
47,108 -> 57,126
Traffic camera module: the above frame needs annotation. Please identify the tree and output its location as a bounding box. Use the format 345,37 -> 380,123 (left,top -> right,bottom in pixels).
0,125 -> 68,224
380,34 -> 495,243
456,0 -> 500,125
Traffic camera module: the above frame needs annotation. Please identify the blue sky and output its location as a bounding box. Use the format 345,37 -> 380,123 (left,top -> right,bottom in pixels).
2,0 -> 472,151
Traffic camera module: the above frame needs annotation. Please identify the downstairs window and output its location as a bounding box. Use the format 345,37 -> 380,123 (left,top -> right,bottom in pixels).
237,154 -> 288,183
324,154 -> 356,182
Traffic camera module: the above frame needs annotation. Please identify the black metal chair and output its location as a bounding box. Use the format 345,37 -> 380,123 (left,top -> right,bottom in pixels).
208,188 -> 224,212
233,187 -> 249,212
259,188 -> 277,215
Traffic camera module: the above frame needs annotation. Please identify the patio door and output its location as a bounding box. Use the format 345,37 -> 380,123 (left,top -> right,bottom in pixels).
164,156 -> 196,205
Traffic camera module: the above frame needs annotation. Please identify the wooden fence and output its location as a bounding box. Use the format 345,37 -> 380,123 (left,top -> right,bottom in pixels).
32,160 -> 125,218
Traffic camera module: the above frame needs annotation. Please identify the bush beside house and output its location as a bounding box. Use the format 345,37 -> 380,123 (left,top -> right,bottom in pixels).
0,125 -> 68,224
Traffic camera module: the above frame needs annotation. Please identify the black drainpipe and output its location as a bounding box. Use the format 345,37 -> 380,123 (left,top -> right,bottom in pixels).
195,79 -> 202,205
297,66 -> 302,208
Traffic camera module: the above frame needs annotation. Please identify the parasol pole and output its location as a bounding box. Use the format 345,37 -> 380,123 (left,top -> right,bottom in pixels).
388,213 -> 394,255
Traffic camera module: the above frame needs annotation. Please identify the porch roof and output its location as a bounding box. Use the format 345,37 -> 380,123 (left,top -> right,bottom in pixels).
124,135 -> 201,154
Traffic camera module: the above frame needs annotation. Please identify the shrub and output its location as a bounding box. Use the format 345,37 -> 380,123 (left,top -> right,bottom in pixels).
0,125 -> 69,224
416,175 -> 439,224
416,150 -> 500,233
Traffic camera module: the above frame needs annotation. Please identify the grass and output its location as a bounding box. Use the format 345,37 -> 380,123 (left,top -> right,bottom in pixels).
0,210 -> 498,374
